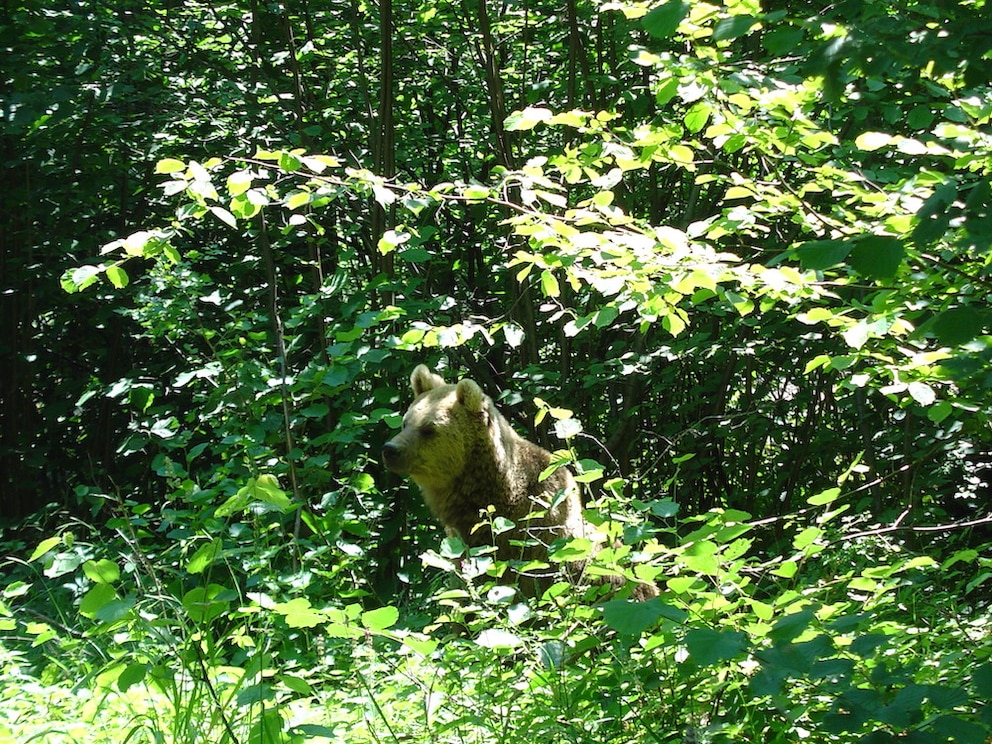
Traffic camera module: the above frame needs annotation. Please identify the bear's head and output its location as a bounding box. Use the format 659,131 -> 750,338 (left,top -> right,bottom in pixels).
382,365 -> 497,491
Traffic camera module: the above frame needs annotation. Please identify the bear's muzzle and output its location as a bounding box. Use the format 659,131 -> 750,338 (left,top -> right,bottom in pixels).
381,441 -> 406,473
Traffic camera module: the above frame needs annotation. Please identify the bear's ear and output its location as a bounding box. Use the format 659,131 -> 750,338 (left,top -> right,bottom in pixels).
411,365 -> 445,396
455,379 -> 486,413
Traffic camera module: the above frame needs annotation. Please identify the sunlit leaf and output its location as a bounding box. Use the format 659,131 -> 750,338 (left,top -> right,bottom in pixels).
210,205 -> 237,228
475,629 -> 522,649
105,265 -> 128,289
854,131 -> 894,151
505,106 -> 552,131
79,583 -> 117,619
155,158 -> 187,174
28,536 -> 61,562
360,606 -> 400,633
908,381 -> 936,406
186,538 -> 223,574
540,269 -> 560,298
83,559 -> 120,584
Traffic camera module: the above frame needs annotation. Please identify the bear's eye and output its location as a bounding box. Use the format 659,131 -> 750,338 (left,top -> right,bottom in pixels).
418,424 -> 436,438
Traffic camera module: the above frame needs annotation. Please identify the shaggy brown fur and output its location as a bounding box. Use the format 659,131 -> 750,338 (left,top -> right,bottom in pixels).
382,364 -> 657,599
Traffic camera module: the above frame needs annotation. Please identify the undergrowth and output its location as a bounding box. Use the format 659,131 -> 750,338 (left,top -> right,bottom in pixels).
1,481 -> 990,744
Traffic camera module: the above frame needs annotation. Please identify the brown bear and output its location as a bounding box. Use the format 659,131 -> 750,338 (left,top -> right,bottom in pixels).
382,364 -> 656,599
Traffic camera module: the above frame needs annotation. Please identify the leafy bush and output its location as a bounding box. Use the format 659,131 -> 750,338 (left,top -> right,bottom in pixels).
3,0 -> 992,741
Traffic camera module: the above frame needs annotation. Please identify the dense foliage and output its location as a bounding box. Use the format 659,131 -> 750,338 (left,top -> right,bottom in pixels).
2,0 -> 991,741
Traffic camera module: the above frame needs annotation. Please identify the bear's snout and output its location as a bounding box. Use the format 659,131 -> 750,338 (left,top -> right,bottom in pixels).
382,441 -> 405,473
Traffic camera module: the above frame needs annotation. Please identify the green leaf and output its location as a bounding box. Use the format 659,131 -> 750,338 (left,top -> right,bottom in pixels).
273,598 -> 326,628
794,526 -> 823,551
930,715 -> 987,744
930,307 -> 988,347
846,236 -> 905,278
927,399 -> 953,424
773,560 -> 798,578
505,106 -> 552,131
105,265 -> 129,289
28,536 -> 62,562
155,158 -> 187,174
475,629 -> 522,649
182,585 -> 231,623
850,632 -> 888,657
807,488 -> 841,506
361,605 -> 399,631
681,540 -> 720,575
79,583 -> 117,619
796,240 -> 850,270
278,151 -> 302,171
685,628 -> 748,665
280,674 -> 314,696
186,538 -> 223,574
768,608 -> 815,644
912,182 -> 958,248
712,15 -> 759,41
235,474 -> 294,513
403,636 -> 439,656
926,684 -> 970,711
763,26 -> 804,55
600,598 -> 684,635
548,538 -> 593,562
972,662 -> 992,697
230,192 -> 262,219
642,1 -> 689,40
684,103 -> 710,133
540,269 -> 560,298
83,559 -> 120,584
117,663 -> 147,692
210,205 -> 237,228
63,265 -> 103,293
286,190 -> 312,210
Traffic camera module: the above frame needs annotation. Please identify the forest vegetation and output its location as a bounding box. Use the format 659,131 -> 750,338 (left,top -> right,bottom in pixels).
1,0 -> 991,741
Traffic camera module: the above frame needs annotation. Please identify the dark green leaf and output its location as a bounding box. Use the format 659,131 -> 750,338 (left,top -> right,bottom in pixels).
642,1 -> 689,40
763,26 -> 804,55
850,633 -> 889,658
973,663 -> 992,697
795,240 -> 851,270
847,236 -> 905,278
768,608 -> 816,644
929,307 -> 989,347
600,597 -> 684,635
926,684 -> 970,710
685,628 -> 748,665
913,182 -> 958,247
117,663 -> 147,692
713,15 -> 759,41
930,715 -> 988,744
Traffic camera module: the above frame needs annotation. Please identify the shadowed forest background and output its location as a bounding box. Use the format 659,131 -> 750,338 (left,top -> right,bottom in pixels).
2,0 -> 992,741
